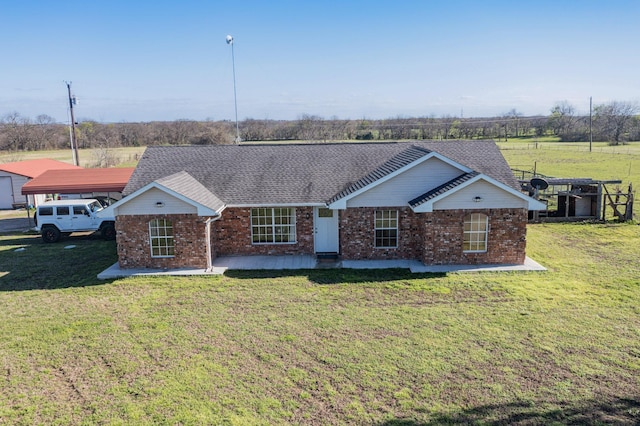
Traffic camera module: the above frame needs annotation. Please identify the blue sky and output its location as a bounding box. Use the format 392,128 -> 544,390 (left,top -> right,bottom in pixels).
2,0 -> 638,123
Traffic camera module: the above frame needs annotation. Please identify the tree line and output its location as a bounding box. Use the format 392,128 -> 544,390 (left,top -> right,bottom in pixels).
1,100 -> 638,157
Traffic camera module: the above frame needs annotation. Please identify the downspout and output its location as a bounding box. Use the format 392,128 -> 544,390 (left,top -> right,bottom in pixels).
205,214 -> 222,272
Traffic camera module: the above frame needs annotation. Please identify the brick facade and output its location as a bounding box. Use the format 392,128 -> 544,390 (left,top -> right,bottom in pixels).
340,207 -> 424,260
212,207 -> 314,256
422,208 -> 527,265
115,207 -> 528,269
116,214 -> 211,269
339,207 -> 526,264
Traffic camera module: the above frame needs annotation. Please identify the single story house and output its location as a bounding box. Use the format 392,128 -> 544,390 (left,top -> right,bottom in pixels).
0,159 -> 81,209
102,140 -> 546,270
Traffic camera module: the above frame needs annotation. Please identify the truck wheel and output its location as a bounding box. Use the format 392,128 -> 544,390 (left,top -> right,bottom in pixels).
101,223 -> 116,240
42,226 -> 60,243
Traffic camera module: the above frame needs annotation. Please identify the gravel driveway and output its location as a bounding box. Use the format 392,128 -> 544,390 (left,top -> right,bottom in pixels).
0,211 -> 34,233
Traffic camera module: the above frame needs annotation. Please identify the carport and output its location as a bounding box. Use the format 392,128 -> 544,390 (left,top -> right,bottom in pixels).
21,167 -> 135,203
20,168 -> 134,226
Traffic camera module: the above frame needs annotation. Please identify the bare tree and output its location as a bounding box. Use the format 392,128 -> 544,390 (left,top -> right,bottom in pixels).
504,108 -> 523,137
594,101 -> 639,144
548,101 -> 577,140
1,112 -> 33,151
90,123 -> 119,167
32,114 -> 57,150
76,120 -> 98,149
439,115 -> 456,139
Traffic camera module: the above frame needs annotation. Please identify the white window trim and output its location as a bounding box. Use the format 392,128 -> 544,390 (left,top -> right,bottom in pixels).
149,218 -> 175,258
374,210 -> 399,249
463,213 -> 488,253
250,207 -> 297,245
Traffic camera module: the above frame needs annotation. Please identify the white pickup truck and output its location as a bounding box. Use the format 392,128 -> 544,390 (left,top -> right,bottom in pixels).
35,199 -> 116,243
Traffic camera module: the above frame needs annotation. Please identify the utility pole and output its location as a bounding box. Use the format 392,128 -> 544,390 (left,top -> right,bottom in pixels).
65,81 -> 80,166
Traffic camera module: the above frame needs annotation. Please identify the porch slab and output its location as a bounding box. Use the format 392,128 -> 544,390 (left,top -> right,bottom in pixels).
408,256 -> 547,273
98,256 -> 545,279
212,255 -> 318,270
97,263 -> 227,279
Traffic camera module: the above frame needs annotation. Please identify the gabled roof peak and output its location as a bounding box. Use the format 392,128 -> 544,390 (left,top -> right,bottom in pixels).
155,171 -> 225,213
328,145 -> 434,204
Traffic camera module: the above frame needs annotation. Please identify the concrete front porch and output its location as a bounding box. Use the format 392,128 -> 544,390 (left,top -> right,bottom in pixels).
97,255 -> 545,279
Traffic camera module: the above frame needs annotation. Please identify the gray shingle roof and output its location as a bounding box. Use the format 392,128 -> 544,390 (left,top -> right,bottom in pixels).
155,171 -> 225,212
124,140 -> 518,205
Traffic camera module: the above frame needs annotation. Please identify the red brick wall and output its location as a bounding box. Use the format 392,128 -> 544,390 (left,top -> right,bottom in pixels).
212,207 -> 314,256
423,208 -> 527,265
116,214 -> 211,269
340,207 -> 527,264
340,207 -> 424,260
115,207 -> 527,268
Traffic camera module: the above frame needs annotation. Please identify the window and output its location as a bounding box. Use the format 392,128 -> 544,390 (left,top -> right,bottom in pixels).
39,207 -> 53,216
56,206 -> 69,215
73,206 -> 87,215
149,219 -> 174,257
463,213 -> 488,252
375,210 -> 398,248
251,208 -> 296,244
317,208 -> 333,218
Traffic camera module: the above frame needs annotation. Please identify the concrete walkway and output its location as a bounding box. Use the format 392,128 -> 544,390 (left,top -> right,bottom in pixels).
97,255 -> 545,279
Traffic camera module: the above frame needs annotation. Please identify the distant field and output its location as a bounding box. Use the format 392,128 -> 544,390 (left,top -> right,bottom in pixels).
498,141 -> 640,191
3,140 -> 639,179
0,147 -> 146,168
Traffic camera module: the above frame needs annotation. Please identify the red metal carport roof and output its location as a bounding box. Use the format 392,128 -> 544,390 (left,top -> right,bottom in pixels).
21,168 -> 135,195
0,159 -> 80,178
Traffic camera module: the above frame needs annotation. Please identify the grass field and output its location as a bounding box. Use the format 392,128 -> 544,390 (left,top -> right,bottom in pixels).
0,222 -> 639,424
498,141 -> 640,186
0,147 -> 146,168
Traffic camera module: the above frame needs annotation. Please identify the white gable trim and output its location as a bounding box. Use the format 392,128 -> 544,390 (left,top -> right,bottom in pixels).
411,174 -> 547,213
328,152 -> 472,209
100,181 -> 223,217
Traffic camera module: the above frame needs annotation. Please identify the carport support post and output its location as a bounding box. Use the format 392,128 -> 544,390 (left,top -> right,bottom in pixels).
25,195 -> 31,226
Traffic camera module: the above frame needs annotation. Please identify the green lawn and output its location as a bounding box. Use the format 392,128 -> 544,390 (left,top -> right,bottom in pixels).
0,223 -> 639,424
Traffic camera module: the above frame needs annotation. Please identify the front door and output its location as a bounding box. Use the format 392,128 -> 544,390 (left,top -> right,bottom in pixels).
314,207 -> 339,253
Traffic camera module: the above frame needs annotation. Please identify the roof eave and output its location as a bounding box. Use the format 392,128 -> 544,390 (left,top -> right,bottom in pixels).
411,174 -> 547,213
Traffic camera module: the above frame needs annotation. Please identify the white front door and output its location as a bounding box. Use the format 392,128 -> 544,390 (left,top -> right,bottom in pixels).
314,207 -> 339,253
